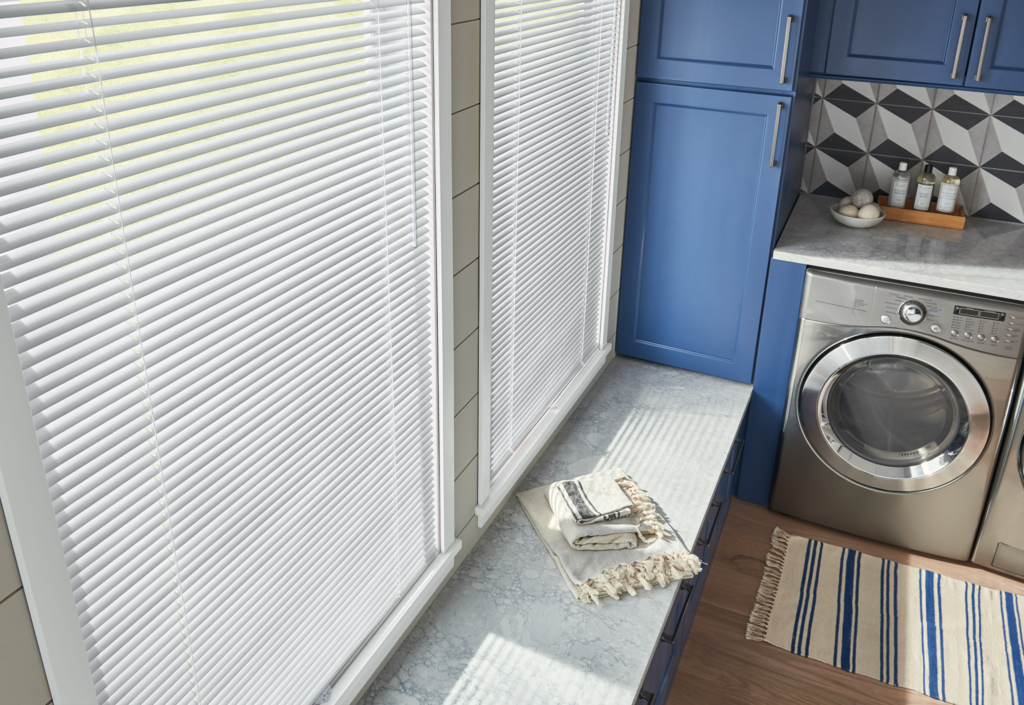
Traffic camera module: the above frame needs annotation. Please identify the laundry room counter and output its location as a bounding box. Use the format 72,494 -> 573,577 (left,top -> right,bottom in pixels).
774,195 -> 1024,302
357,356 -> 752,705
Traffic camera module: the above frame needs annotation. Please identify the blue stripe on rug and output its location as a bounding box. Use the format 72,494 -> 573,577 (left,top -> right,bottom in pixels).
854,551 -> 862,674
894,561 -> 899,688
978,584 -> 986,704
791,539 -> 814,653
833,547 -> 845,668
1009,594 -> 1024,700
796,541 -> 815,655
840,548 -> 857,672
966,582 -> 975,705
800,541 -> 823,657
880,560 -> 886,683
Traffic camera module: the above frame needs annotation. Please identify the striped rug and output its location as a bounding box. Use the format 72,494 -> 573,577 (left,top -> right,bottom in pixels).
747,528 -> 1024,704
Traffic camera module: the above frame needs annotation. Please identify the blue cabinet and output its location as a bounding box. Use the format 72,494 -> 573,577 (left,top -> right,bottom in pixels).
633,454 -> 740,705
825,0 -> 980,86
616,83 -> 790,384
737,259 -> 806,507
637,0 -> 806,91
966,0 -> 1024,93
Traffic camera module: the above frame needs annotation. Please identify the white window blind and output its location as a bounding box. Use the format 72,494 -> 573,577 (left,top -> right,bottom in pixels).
484,0 -> 621,480
0,1 -> 439,704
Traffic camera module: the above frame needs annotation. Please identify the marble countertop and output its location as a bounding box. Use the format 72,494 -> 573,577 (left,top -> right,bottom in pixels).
774,194 -> 1024,302
359,356 -> 752,705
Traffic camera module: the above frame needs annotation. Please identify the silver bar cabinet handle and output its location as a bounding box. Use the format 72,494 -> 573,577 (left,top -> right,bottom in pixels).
769,102 -> 783,168
779,15 -> 794,84
975,16 -> 993,82
951,13 -> 968,79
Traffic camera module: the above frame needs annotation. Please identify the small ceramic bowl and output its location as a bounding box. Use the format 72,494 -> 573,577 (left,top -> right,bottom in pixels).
830,204 -> 886,229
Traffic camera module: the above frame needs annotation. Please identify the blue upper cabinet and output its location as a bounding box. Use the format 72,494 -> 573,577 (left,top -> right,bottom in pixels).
826,0 -> 980,86
617,83 -> 790,383
965,0 -> 1024,94
637,0 -> 806,91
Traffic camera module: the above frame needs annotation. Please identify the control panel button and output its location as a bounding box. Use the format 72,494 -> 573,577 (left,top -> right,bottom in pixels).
931,324 -> 942,333
951,330 -> 959,337
880,315 -> 891,324
964,332 -> 973,339
899,300 -> 926,325
991,336 -> 999,342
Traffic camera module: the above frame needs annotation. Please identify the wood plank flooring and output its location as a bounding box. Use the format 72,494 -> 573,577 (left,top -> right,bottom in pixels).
668,499 -> 1024,705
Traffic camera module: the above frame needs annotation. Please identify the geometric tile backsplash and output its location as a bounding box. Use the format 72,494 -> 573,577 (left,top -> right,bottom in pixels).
802,79 -> 1024,223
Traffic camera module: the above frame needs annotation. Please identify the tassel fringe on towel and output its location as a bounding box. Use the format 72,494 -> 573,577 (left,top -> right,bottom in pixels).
579,550 -> 703,604
577,476 -> 700,604
745,526 -> 790,641
614,475 -> 668,543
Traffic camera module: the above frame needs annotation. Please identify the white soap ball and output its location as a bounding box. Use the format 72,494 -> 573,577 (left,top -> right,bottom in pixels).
858,203 -> 881,219
839,196 -> 853,207
838,204 -> 860,217
851,188 -> 874,207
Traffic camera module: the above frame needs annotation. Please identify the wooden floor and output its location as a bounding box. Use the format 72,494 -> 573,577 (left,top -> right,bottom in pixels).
668,499 -> 1024,705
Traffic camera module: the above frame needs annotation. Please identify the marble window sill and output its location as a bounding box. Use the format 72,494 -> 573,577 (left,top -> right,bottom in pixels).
359,356 -> 752,705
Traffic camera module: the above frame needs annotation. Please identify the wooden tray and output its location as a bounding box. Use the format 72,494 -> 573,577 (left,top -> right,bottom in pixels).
877,195 -> 966,230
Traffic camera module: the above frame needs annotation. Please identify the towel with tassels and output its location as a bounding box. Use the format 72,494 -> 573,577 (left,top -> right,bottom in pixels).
518,470 -> 701,604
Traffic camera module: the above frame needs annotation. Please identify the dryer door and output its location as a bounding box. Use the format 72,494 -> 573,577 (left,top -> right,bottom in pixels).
799,336 -> 991,492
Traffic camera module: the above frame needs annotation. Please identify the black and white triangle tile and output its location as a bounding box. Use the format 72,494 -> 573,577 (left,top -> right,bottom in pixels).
871,84 -> 932,159
925,91 -> 990,167
803,80 -> 1024,224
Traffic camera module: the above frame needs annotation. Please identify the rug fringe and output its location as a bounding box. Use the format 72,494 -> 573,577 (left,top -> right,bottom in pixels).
746,526 -> 790,642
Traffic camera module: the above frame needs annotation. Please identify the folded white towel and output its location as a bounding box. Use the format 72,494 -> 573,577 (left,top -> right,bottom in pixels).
519,471 -> 701,604
548,470 -> 655,551
552,473 -> 633,524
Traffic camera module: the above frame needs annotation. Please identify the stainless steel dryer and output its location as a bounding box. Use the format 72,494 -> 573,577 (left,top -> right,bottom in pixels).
973,379 -> 1024,576
771,269 -> 1024,560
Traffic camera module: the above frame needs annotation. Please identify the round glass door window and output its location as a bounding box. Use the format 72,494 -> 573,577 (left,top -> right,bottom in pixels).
800,336 -> 990,492
825,357 -> 968,467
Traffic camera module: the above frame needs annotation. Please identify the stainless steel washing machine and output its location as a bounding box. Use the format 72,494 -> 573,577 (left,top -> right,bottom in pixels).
771,269 -> 1024,560
973,379 -> 1024,575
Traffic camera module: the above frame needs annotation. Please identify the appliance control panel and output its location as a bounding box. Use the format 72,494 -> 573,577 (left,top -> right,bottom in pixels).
874,288 -> 1023,358
801,269 -> 1024,359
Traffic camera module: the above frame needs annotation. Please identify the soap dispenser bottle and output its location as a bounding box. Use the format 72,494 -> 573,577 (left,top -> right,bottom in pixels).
913,164 -> 936,212
936,167 -> 961,214
889,161 -> 910,208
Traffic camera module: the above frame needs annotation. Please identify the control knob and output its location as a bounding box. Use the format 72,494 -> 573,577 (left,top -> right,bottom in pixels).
899,300 -> 926,325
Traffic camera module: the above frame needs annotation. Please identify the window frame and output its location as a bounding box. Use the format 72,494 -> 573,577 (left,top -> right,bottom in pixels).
0,0 -> 458,702
475,0 -> 631,526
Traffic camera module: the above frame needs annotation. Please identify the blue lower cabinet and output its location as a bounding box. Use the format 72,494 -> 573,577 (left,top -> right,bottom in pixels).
738,259 -> 806,506
639,641 -> 673,705
635,465 -> 737,705
617,82 -> 790,383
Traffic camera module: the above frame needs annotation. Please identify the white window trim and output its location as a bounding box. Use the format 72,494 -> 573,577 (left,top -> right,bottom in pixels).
475,0 -> 632,527
0,1 -> 458,702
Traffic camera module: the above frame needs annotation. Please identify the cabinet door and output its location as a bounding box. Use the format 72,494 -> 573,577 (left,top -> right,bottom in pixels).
637,0 -> 806,91
826,0 -> 980,86
617,83 -> 789,383
965,0 -> 1024,94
